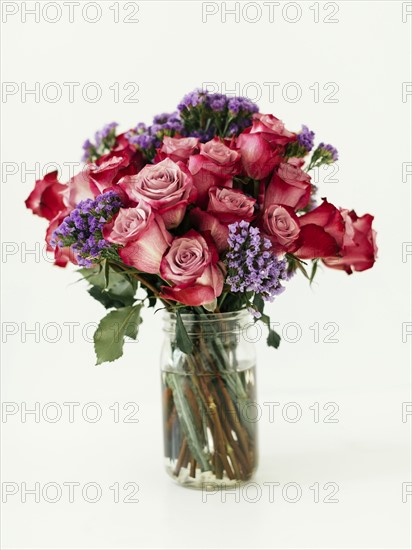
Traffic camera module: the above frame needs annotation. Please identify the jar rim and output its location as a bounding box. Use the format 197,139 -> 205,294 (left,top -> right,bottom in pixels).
162,309 -> 253,333
163,309 -> 251,322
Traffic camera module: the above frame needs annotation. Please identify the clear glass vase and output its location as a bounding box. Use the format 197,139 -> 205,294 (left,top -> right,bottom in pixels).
160,310 -> 258,489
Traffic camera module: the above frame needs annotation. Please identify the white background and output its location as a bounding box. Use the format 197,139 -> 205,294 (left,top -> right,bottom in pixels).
1,1 -> 411,549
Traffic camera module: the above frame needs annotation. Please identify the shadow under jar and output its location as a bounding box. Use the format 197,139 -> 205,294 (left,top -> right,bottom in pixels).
161,310 -> 258,489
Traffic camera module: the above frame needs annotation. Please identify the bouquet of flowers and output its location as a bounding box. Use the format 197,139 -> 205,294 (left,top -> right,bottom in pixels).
26,89 -> 377,484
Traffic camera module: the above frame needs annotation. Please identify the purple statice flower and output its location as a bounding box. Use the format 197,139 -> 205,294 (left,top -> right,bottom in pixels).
228,96 -> 259,115
52,191 -> 122,267
177,89 -> 206,111
135,122 -> 147,133
150,123 -> 163,135
126,112 -> 184,158
81,139 -> 94,162
94,122 -> 118,148
307,141 -> 339,170
190,128 -> 215,143
206,93 -> 227,112
82,122 -> 118,162
153,113 -> 172,124
228,122 -> 239,136
298,125 -> 315,152
128,133 -> 158,150
177,89 -> 259,139
226,221 -> 291,302
318,142 -> 339,162
247,307 -> 262,319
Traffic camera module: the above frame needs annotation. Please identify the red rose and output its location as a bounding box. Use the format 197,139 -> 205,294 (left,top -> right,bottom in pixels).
85,134 -> 145,197
157,136 -> 199,163
323,209 -> 377,273
207,187 -> 256,223
88,144 -> 144,196
292,199 -> 345,259
25,171 -> 66,221
160,230 -> 224,307
265,163 -> 312,211
119,158 -> 196,229
236,114 -> 296,180
188,138 -> 240,207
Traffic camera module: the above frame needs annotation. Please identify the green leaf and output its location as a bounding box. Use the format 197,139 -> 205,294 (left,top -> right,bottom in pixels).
103,259 -> 110,289
79,265 -> 137,309
260,313 -> 281,349
296,261 -> 309,280
94,305 -> 142,365
175,310 -> 193,354
310,259 -> 319,284
78,266 -> 106,288
88,286 -> 126,309
253,293 -> 265,314
267,328 -> 281,349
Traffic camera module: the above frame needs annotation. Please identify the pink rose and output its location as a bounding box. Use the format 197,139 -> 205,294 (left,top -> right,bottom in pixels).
25,171 -> 67,221
157,136 -> 199,162
195,138 -> 241,174
208,187 -> 256,223
263,204 -> 300,249
103,201 -> 172,274
236,133 -> 283,181
103,201 -> 150,245
323,209 -> 377,273
237,114 -> 296,180
160,230 -> 224,306
287,157 -> 305,169
236,113 -> 296,180
251,113 -> 296,145
66,169 -> 95,208
119,158 -> 196,228
189,208 -> 229,253
265,163 -> 312,211
188,138 -> 240,207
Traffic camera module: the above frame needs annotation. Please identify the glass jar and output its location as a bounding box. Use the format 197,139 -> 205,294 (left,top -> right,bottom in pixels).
160,310 -> 258,489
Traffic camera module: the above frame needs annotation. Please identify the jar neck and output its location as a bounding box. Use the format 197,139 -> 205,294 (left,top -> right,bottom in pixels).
162,309 -> 252,336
